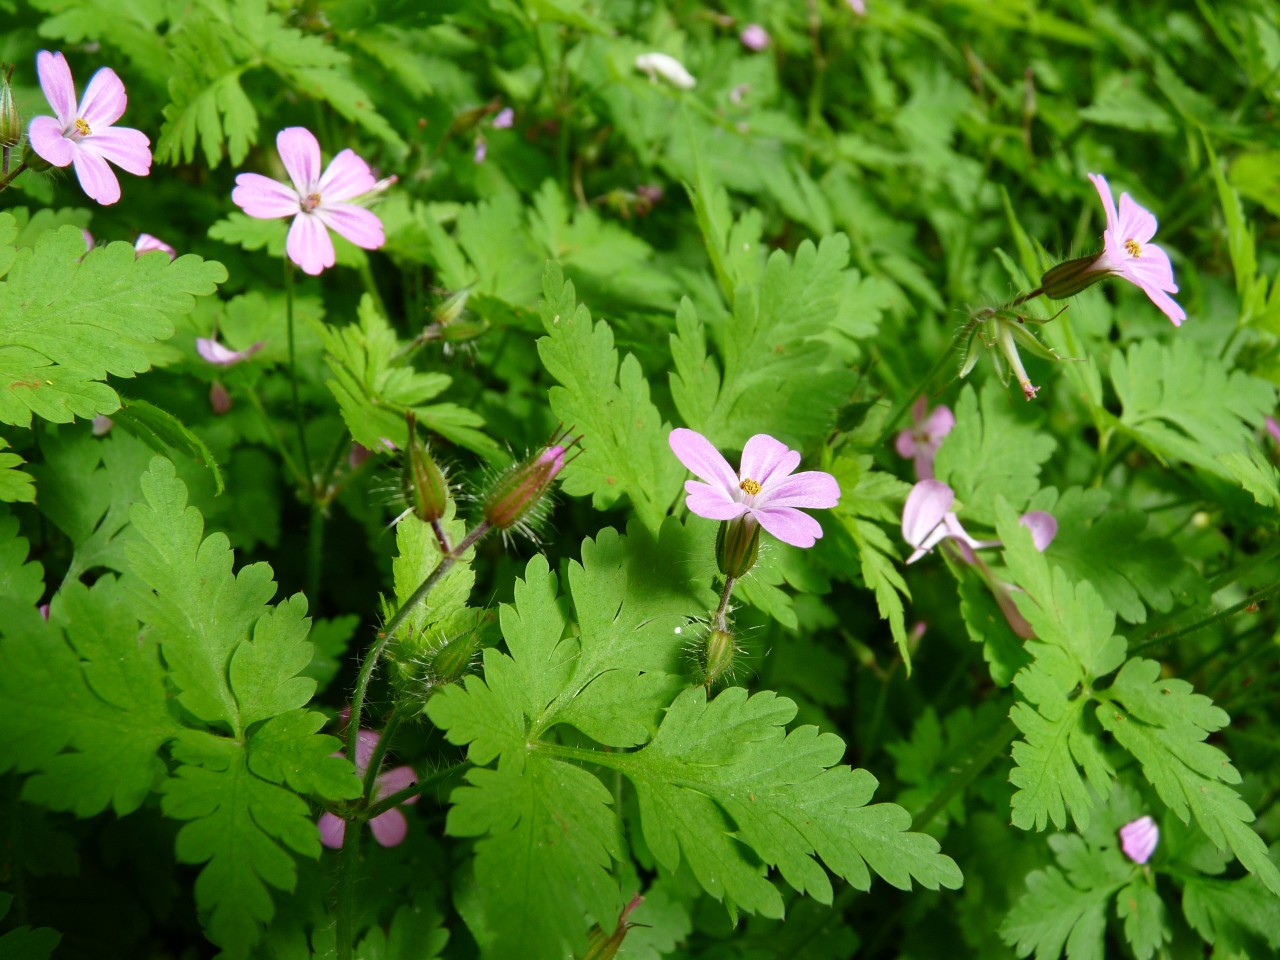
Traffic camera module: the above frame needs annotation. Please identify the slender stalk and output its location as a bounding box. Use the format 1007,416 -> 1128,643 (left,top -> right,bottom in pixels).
1131,580 -> 1280,655
713,575 -> 737,632
362,707 -> 406,800
912,718 -> 1017,832
243,384 -> 307,488
283,258 -> 312,493
334,811 -> 362,960
365,759 -> 472,819
872,328 -> 968,448
0,158 -> 27,190
306,435 -> 348,603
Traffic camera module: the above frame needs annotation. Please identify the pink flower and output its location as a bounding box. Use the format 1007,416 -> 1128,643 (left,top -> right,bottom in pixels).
473,136 -> 487,164
1266,416 -> 1280,446
319,729 -> 418,849
668,428 -> 841,548
196,336 -> 264,367
91,414 -> 113,436
27,51 -> 151,206
847,0 -> 867,13
901,480 -> 1056,564
894,398 -> 954,480
231,127 -> 385,276
492,107 -> 514,129
1086,173 -> 1185,326
1119,815 -> 1159,865
740,24 -> 770,51
134,233 -> 175,260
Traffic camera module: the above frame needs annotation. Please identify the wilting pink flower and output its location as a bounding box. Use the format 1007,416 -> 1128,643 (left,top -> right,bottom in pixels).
492,107 -> 514,129
740,24 -> 770,51
27,51 -> 152,205
196,336 -> 264,367
134,233 -> 175,259
894,398 -> 954,480
319,729 -> 418,849
669,429 -> 841,548
1085,173 -> 1185,326
901,480 -> 1055,564
1119,815 -> 1159,865
231,127 -> 385,276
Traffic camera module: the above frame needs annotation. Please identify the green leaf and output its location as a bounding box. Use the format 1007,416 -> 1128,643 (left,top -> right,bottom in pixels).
246,711 -> 361,801
0,437 -> 35,503
1116,879 -> 1169,960
1182,874 -> 1280,956
0,224 -> 227,427
934,382 -> 1056,525
111,395 -> 225,495
536,264 -> 686,533
0,512 -> 43,607
1218,446 -> 1280,509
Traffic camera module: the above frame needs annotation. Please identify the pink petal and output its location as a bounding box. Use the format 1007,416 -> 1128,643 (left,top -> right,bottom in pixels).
232,173 -> 301,219
315,203 -> 385,250
944,514 -> 998,552
1019,511 -> 1058,552
77,67 -> 127,129
753,505 -> 823,548
1119,815 -> 1159,865
894,429 -> 917,459
196,337 -> 264,366
1087,173 -> 1118,235
1266,416 -> 1280,446
1141,286 -> 1186,326
277,127 -> 322,195
36,51 -> 76,124
759,470 -> 841,509
669,428 -> 738,493
70,148 -> 121,205
492,107 -> 514,129
906,523 -> 950,564
1126,244 -> 1177,292
740,434 -> 801,486
286,212 -> 335,276
318,812 -> 347,849
84,126 -> 151,176
352,729 -> 380,773
135,233 -> 176,259
902,479 -> 954,551
369,807 -> 408,847
375,765 -> 418,804
27,115 -> 74,167
923,405 -> 955,438
1116,192 -> 1157,245
685,481 -> 749,521
316,148 -> 377,203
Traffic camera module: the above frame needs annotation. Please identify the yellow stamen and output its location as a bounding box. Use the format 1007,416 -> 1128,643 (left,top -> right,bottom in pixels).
73,117 -> 91,136
1124,238 -> 1141,257
739,478 -> 761,496
301,192 -> 321,212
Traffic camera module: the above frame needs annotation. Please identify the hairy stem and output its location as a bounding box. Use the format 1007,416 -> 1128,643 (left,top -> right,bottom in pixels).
283,258 -> 312,494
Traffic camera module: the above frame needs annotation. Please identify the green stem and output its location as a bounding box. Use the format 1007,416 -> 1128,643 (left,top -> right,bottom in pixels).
1131,579 -> 1280,655
365,760 -> 472,819
872,326 -> 969,448
243,384 -> 307,489
0,158 -> 27,190
713,575 -> 736,632
335,811 -> 361,960
306,436 -> 348,603
362,707 -> 406,801
911,717 -> 1017,832
283,258 -> 312,493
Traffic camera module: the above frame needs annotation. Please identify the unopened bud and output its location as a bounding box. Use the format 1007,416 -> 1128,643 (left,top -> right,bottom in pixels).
482,433 -> 577,530
700,627 -> 736,687
433,288 -> 471,328
581,895 -> 644,960
716,517 -> 760,578
405,412 -> 448,523
210,381 -> 232,415
0,65 -> 21,148
427,631 -> 481,685
1040,253 -> 1108,300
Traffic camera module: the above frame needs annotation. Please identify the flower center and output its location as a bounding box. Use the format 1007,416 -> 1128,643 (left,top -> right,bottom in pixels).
301,192 -> 322,213
1124,238 -> 1142,258
73,117 -> 91,137
739,478 -> 761,496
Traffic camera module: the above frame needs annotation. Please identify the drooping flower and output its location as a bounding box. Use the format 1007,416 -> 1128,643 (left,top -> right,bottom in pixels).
318,729 -> 418,849
669,429 -> 841,548
231,127 -> 385,276
901,480 -> 1055,564
635,52 -> 697,90
1119,815 -> 1159,865
894,398 -> 955,480
740,24 -> 770,51
27,50 -> 152,205
134,233 -> 176,260
1084,173 -> 1185,326
196,336 -> 264,367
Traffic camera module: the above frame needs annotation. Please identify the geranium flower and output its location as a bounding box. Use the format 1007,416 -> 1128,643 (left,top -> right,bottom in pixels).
901,480 -> 1056,564
894,398 -> 954,480
319,729 -> 418,849
1086,173 -> 1185,326
134,233 -> 175,259
669,428 -> 841,548
231,127 -> 385,276
27,50 -> 152,205
196,336 -> 263,367
492,107 -> 514,129
635,52 -> 697,90
1119,815 -> 1159,865
740,25 -> 770,51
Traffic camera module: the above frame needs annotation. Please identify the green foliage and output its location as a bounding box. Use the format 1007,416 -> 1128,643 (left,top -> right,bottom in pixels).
0,436 -> 35,502
0,220 -> 226,428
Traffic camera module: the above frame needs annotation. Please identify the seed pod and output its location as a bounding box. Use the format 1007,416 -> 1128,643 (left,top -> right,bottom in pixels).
700,627 -> 736,687
0,65 -> 20,149
482,433 -> 578,531
404,411 -> 448,523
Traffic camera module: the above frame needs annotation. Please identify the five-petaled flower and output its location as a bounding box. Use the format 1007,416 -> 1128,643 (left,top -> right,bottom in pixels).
1086,173 -> 1185,326
319,729 -> 418,849
669,428 -> 841,548
895,398 -> 954,480
1119,815 -> 1159,865
231,126 -> 386,276
27,50 -> 152,206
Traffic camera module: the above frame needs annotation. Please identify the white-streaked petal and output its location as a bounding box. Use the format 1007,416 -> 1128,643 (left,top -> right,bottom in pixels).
740,434 -> 800,487
27,115 -> 74,167
1116,192 -> 1158,245
1087,173 -> 1118,235
759,470 -> 841,509
685,481 -> 748,521
286,212 -> 334,275
277,126 -> 322,195
902,479 -> 954,550
315,203 -> 384,250
1019,511 -> 1058,552
36,50 -> 76,124
77,67 -> 127,129
669,428 -> 738,493
753,505 -> 823,548
70,148 -> 121,204
84,126 -> 151,176
232,173 -> 301,219
316,148 -> 377,202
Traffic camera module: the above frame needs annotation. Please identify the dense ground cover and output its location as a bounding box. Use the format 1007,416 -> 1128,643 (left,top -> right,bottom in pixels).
2,0 -> 1280,957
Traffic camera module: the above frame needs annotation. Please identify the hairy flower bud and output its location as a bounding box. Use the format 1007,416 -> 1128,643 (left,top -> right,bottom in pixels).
404,412 -> 448,523
1039,253 -> 1108,300
427,630 -> 481,685
699,627 -> 736,687
482,432 -> 577,531
716,516 -> 760,578
0,65 -> 21,149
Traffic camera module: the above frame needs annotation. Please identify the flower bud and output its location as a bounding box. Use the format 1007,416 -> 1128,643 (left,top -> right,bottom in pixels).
427,630 -> 481,685
481,433 -> 577,531
699,627 -> 736,687
0,65 -> 21,149
1040,253 -> 1108,300
404,412 -> 448,523
582,895 -> 645,960
716,517 -> 760,578
210,381 -> 232,415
